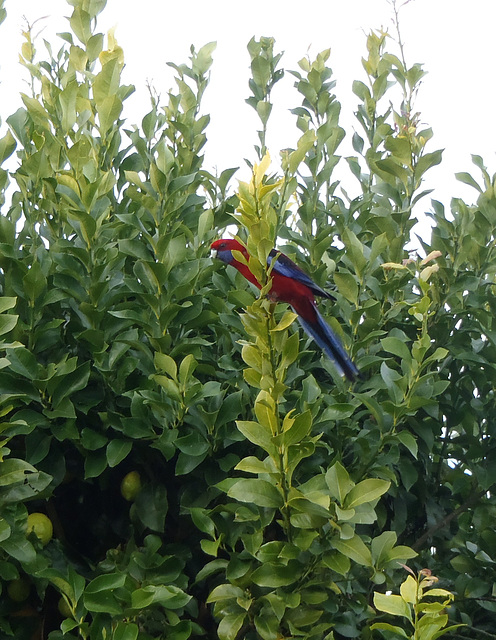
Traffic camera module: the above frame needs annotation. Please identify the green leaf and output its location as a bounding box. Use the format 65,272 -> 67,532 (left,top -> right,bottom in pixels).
375,158 -> 409,186
169,173 -> 197,194
416,614 -> 448,638
198,207 -> 214,239
97,94 -> 123,135
342,228 -> 367,275
272,310 -> 297,332
36,568 -> 74,600
0,459 -> 38,486
286,129 -> 316,174
192,41 -> 216,75
112,622 -> 139,640
344,478 -> 390,508
255,613 -> 280,640
84,573 -> 126,614
385,135 -> 412,166
385,545 -> 417,563
195,559 -> 229,583
334,272 -> 358,304
235,456 -> 274,475
207,584 -> 244,603
256,100 -> 272,126
400,575 -> 418,604
7,108 -> 29,146
423,588 -> 454,600
106,440 -> 132,467
280,330 -> 299,367
1,535 -> 36,564
175,451 -> 207,476
197,535 -> 223,558
0,297 -> 17,313
21,95 -> 49,129
352,80 -> 371,101
274,410 -> 312,447
326,461 -> 354,503
381,337 -> 411,362
0,130 -> 16,164
81,428 -> 107,451
423,347 -> 448,364
51,363 -> 91,408
179,354 -> 197,385
134,484 -> 168,532
431,624 -> 467,639
228,478 -> 283,508
59,80 -> 78,132
93,57 -> 121,105
189,507 -> 216,538
369,622 -> 409,637
0,314 -> 18,336
455,171 -> 482,192
131,585 -> 191,610
251,562 -> 301,587
396,431 -> 418,459
218,613 -> 246,640
175,431 -> 209,457
322,551 -> 351,576
371,531 -> 397,566
5,348 -> 39,380
251,56 -> 270,88
84,450 -> 107,479
70,7 -> 91,45
85,574 -> 126,592
373,592 -> 411,619
236,420 -> 276,454
69,44 -> 89,71
61,620 -> 80,633
85,32 -> 103,62
332,534 -> 373,567
0,517 -> 11,543
415,149 -> 443,179
241,345 -> 262,372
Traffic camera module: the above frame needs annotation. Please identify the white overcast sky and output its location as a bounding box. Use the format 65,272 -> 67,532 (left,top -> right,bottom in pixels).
0,0 -> 495,237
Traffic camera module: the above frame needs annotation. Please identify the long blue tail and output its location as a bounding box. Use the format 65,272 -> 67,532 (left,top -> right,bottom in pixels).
298,306 -> 360,381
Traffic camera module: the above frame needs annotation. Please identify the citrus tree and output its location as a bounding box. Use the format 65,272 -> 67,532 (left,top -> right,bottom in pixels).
0,1 -> 495,639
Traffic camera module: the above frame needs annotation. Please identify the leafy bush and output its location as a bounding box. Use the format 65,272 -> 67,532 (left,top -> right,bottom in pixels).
0,1 -> 495,639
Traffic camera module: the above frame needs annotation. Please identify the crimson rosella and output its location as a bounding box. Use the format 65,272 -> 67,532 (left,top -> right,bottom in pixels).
211,238 -> 360,381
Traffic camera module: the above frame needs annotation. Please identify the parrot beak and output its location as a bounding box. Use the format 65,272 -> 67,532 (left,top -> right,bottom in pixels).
211,249 -> 218,259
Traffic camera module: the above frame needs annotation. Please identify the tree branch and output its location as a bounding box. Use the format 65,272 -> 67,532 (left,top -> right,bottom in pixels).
412,489 -> 486,551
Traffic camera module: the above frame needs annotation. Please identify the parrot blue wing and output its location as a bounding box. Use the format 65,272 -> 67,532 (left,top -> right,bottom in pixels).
267,250 -> 332,300
298,305 -> 360,380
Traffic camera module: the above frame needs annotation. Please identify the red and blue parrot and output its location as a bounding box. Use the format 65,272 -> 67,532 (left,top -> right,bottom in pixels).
211,238 -> 360,381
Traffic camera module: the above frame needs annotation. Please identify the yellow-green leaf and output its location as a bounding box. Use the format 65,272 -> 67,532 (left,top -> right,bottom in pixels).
373,592 -> 411,619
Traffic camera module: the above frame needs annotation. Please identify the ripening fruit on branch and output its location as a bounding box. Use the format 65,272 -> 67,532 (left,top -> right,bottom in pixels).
120,471 -> 142,501
26,512 -> 53,546
58,596 -> 72,618
7,578 -> 31,602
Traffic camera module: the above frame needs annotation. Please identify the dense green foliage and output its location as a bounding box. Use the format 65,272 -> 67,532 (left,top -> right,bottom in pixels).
0,1 -> 495,638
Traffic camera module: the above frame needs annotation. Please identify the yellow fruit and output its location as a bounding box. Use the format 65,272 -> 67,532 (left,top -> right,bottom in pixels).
7,578 -> 31,602
120,470 -> 142,501
26,512 -> 53,546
